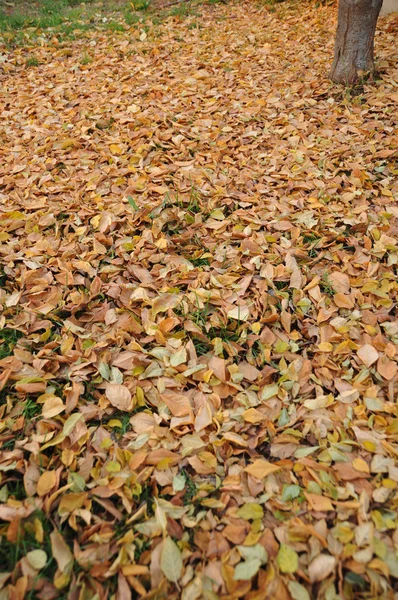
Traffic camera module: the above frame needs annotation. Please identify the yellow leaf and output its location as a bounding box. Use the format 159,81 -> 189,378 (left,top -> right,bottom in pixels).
317,342 -> 333,352
277,544 -> 299,574
151,293 -> 181,316
244,459 -> 282,480
352,458 -> 370,473
26,549 -> 47,570
37,471 -> 57,497
108,419 -> 123,428
242,408 -> 265,424
334,293 -> 354,308
105,461 -> 121,473
251,322 -> 262,334
236,503 -> 264,520
109,144 -> 123,155
62,138 -> 77,150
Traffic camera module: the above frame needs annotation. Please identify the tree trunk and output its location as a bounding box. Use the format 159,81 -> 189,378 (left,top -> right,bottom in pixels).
330,0 -> 383,84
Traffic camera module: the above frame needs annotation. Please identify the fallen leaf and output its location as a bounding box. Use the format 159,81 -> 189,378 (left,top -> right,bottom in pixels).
308,554 -> 336,582
26,549 -> 47,570
105,383 -> 133,411
37,471 -> 57,497
277,544 -> 299,574
357,344 -> 379,368
245,459 -> 282,479
160,537 -> 183,583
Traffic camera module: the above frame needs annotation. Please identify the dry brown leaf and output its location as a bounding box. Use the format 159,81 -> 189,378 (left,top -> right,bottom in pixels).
105,383 -> 133,411
0,2 -> 397,597
308,554 -> 336,583
357,344 -> 379,368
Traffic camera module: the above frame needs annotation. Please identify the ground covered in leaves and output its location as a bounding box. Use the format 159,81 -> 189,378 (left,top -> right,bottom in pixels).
1,1 -> 398,598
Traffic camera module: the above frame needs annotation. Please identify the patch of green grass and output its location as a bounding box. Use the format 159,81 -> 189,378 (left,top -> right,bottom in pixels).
54,21 -> 92,38
303,233 -> 318,244
308,247 -> 319,259
0,0 -> 128,44
191,256 -> 210,267
0,11 -> 27,30
164,222 -> 181,236
0,434 -> 24,450
26,56 -> 39,67
180,468 -> 198,504
134,537 -> 151,561
0,510 -> 53,575
124,10 -> 142,25
190,304 -> 210,329
109,412 -> 131,435
320,273 -> 335,297
3,478 -> 26,502
209,323 -> 240,344
107,20 -> 125,31
192,337 -> 211,356
23,398 -> 41,421
167,1 -> 199,18
133,483 -> 155,514
130,0 -> 151,10
80,51 -> 92,65
0,328 -> 23,360
186,186 -> 201,214
0,270 -> 7,287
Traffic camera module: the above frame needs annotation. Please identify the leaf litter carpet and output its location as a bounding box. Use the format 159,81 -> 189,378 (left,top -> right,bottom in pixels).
0,2 -> 398,599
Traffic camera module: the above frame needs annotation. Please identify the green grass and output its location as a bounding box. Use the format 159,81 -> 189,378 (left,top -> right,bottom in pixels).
320,273 -> 335,297
0,0 -> 204,45
0,510 -> 86,599
180,468 -> 198,504
168,2 -> 198,17
192,337 -> 211,356
0,328 -> 23,359
0,0 -> 127,44
80,51 -> 92,65
0,510 -> 52,573
188,256 -> 210,267
130,0 -> 151,10
26,56 -> 39,66
107,412 -> 131,435
23,397 -> 42,420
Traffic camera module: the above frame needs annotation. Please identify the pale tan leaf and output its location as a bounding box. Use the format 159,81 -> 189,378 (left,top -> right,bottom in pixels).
160,537 -> 183,583
105,383 -> 133,411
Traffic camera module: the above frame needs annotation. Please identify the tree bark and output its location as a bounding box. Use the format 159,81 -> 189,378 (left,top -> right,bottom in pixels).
330,0 -> 383,84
